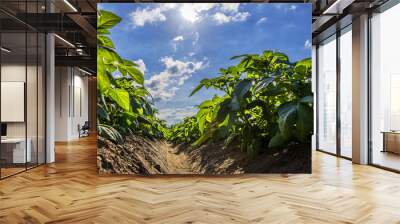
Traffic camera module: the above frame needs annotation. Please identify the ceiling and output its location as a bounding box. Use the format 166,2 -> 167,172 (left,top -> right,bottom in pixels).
1,0 -> 390,73
0,0 -> 97,73
311,0 -> 389,43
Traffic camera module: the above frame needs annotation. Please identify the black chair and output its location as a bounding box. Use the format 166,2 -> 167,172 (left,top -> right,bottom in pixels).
79,121 -> 90,138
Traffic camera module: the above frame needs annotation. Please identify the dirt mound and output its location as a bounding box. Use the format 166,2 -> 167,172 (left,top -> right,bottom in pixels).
185,142 -> 311,174
97,136 -> 171,175
98,135 -> 194,175
98,135 -> 311,175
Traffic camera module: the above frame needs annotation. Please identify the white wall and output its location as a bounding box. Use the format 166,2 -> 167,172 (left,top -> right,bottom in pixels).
55,66 -> 69,141
72,73 -> 89,138
54,67 -> 89,141
1,82 -> 25,122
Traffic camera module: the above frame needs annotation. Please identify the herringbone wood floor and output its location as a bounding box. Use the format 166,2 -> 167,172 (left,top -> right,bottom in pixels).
1,136 -> 400,224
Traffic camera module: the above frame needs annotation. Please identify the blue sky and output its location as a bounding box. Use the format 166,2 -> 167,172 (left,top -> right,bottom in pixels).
99,3 -> 311,125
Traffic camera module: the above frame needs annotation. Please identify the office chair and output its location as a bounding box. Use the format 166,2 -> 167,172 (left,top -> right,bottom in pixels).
79,121 -> 90,138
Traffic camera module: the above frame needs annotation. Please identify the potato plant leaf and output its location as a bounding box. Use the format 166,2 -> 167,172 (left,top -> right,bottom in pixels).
108,88 -> 130,111
97,10 -> 121,29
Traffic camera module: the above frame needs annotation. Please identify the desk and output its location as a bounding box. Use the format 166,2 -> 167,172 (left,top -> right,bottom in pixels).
382,131 -> 400,154
1,138 -> 31,163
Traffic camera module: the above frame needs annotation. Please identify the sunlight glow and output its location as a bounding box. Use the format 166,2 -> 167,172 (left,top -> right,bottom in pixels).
180,5 -> 199,23
179,4 -> 216,23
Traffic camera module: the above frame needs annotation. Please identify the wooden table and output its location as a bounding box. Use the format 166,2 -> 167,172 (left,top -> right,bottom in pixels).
381,131 -> 400,154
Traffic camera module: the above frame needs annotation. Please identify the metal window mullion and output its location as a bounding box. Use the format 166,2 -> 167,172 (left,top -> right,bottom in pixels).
59,68 -> 61,117
316,45 -> 320,150
367,11 -> 373,165
44,33 -> 47,164
44,0 -> 48,165
25,0 -> 27,171
36,0 -> 39,167
73,68 -> 75,118
336,28 -> 341,157
69,68 -> 71,118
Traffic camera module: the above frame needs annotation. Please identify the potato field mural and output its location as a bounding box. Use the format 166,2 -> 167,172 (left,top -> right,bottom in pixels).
97,3 -> 312,174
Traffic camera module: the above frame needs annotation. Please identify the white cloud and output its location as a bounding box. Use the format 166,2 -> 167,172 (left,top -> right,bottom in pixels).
256,17 -> 267,25
157,106 -> 198,125
219,3 -> 240,13
129,4 -> 178,27
145,57 -> 207,101
212,12 -> 230,24
130,7 -> 165,27
133,59 -> 147,74
129,3 -> 250,27
289,5 -> 297,11
173,35 -> 184,42
213,11 -> 250,25
304,40 -> 312,49
160,3 -> 178,10
188,52 -> 195,57
172,35 -> 185,51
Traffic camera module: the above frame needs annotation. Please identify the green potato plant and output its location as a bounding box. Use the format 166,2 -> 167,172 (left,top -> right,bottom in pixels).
180,52 -> 313,156
166,117 -> 200,144
97,9 -> 313,158
97,10 -> 167,143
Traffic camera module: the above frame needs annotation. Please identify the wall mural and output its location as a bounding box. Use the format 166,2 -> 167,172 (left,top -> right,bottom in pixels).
97,3 -> 312,174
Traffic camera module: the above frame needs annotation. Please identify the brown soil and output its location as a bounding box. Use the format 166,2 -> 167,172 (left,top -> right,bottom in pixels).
97,136 -> 193,175
98,135 -> 311,175
184,142 -> 311,174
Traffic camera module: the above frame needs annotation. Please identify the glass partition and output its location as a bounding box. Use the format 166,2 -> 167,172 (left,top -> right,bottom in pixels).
0,1 -> 46,179
1,30 -> 28,177
370,3 -> 400,171
317,35 -> 337,154
339,26 -> 352,158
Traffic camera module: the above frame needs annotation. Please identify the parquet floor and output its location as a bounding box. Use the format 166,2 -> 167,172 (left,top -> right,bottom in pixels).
1,136 -> 400,223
